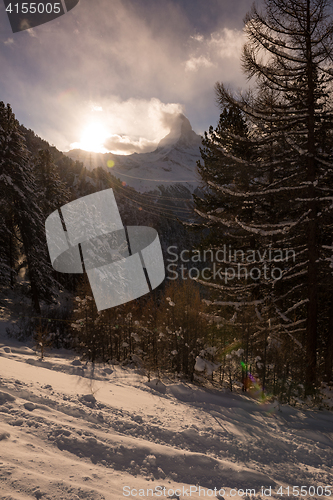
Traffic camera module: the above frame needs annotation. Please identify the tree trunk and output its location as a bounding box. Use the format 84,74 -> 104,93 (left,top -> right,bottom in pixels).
305,0 -> 318,390
324,295 -> 333,382
20,229 -> 41,314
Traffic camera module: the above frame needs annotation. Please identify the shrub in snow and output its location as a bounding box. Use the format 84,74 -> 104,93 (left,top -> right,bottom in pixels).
71,359 -> 82,366
0,391 -> 15,404
79,394 -> 97,407
194,356 -> 220,377
0,432 -> 10,441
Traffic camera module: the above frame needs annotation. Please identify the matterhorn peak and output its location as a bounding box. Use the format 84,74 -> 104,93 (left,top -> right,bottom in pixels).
157,113 -> 202,149
66,112 -> 202,194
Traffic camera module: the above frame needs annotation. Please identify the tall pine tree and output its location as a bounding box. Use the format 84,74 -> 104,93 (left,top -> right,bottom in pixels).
195,0 -> 333,390
0,102 -> 58,312
33,148 -> 70,217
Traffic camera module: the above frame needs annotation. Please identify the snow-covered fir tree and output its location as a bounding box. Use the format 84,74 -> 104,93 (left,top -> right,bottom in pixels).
194,0 -> 333,391
32,148 -> 70,218
0,102 -> 58,312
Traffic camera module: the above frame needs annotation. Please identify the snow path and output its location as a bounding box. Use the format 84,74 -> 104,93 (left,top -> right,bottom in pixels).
0,338 -> 332,499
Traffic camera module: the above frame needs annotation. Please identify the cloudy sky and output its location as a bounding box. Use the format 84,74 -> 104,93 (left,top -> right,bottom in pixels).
0,0 -> 256,154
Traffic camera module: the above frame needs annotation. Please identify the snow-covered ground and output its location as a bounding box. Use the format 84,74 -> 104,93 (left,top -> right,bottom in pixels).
0,303 -> 332,499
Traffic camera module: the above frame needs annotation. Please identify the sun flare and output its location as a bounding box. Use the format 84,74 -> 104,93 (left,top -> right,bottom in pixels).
78,122 -> 109,153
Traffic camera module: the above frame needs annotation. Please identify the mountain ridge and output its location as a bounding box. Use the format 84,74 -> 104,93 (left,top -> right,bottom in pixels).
66,114 -> 203,194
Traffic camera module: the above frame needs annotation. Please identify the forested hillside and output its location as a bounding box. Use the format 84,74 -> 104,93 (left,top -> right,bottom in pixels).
1,101 -> 211,389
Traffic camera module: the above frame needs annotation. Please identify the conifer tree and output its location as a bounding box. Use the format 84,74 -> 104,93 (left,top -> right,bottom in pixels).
33,148 -> 70,217
0,102 -> 58,312
195,0 -> 333,390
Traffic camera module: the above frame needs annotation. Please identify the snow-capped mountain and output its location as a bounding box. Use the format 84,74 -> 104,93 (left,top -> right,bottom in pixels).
66,114 -> 202,194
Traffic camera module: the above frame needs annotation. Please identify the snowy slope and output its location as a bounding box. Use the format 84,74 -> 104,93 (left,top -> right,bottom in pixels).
66,115 -> 202,194
0,309 -> 333,499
